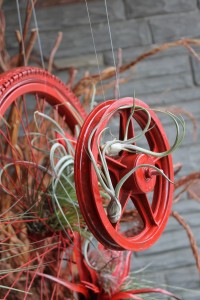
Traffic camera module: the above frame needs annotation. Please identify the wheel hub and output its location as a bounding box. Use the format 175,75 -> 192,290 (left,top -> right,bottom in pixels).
120,154 -> 157,194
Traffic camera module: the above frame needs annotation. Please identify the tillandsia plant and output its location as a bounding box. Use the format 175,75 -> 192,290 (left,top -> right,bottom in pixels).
87,101 -> 185,224
0,104 -> 181,300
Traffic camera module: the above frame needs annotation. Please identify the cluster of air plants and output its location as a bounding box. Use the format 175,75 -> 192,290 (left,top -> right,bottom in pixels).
1,1 -> 200,299
0,103 -> 181,299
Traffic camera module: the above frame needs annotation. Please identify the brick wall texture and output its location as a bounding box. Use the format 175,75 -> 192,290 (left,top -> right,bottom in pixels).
4,1 -> 200,298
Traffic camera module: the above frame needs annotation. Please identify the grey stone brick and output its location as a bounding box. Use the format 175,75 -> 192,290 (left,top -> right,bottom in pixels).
169,291 -> 200,300
139,87 -> 200,106
173,198 -> 200,216
165,266 -> 200,290
139,269 -> 200,300
143,227 -> 200,255
104,55 -> 191,80
117,72 -> 193,98
34,0 -> 125,30
54,53 -> 104,68
34,19 -> 151,58
7,20 -> 151,57
128,55 -> 190,80
124,0 -> 197,18
172,143 -> 200,176
3,1 -> 26,10
94,72 -> 194,105
157,99 -> 200,121
3,0 -> 125,25
167,212 -> 200,232
5,9 -> 26,33
149,12 -> 200,43
136,247 -> 198,271
164,118 -> 199,148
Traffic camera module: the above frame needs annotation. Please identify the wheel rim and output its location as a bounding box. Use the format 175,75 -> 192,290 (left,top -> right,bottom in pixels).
75,97 -> 174,251
0,67 -> 86,238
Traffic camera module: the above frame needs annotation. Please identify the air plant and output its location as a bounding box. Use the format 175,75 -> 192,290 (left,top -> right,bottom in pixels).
0,85 -> 188,300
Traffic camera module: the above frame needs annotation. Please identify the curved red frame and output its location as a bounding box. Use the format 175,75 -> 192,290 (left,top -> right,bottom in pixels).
75,98 -> 174,251
0,66 -> 86,238
0,67 -> 86,127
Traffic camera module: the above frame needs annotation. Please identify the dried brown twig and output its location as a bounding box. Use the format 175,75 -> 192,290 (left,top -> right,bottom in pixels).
23,0 -> 37,43
73,38 -> 200,96
171,211 -> 200,273
174,172 -> 200,203
175,172 -> 200,190
48,32 -> 63,73
172,171 -> 200,273
173,163 -> 183,176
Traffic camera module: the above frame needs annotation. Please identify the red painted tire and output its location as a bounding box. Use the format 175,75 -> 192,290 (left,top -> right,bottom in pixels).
0,67 -> 86,129
0,67 -> 86,236
75,98 -> 174,251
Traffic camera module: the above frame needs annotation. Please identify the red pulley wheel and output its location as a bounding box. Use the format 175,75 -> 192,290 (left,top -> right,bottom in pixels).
75,98 -> 174,251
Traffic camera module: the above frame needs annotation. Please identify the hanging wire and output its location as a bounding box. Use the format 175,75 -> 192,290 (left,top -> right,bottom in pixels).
30,0 -> 45,69
104,0 -> 120,99
85,0 -> 106,102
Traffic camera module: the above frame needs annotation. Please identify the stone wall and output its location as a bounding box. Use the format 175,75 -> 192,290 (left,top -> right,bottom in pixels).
4,1 -> 200,298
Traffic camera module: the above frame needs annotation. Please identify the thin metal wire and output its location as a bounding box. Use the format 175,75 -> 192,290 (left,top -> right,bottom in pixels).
16,0 -> 27,66
30,0 -> 45,69
85,0 -> 106,102
104,0 -> 120,99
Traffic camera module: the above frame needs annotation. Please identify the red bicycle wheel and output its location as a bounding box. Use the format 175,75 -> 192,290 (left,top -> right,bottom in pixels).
0,66 -> 86,237
75,97 -> 174,251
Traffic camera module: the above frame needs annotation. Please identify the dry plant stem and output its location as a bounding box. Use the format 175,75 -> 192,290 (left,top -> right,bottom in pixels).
173,182 -> 194,203
175,172 -> 200,189
188,188 -> 200,202
66,67 -> 77,89
73,38 -> 200,96
48,32 -> 63,73
25,29 -> 38,63
15,30 -> 22,44
174,172 -> 200,203
173,163 -> 183,176
23,0 -> 37,43
171,211 -> 200,273
0,50 -> 8,71
15,30 -> 26,66
183,43 -> 200,62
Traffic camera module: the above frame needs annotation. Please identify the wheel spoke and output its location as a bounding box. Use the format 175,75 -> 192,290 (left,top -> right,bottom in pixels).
131,193 -> 158,227
119,189 -> 132,214
105,155 -> 126,171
